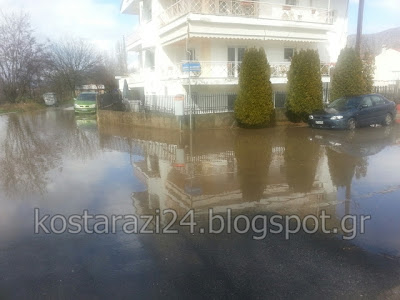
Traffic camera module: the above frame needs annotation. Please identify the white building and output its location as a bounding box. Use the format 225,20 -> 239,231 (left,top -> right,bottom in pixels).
120,0 -> 349,112
374,47 -> 400,86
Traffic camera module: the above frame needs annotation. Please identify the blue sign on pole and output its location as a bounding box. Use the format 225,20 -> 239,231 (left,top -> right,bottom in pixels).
182,62 -> 201,72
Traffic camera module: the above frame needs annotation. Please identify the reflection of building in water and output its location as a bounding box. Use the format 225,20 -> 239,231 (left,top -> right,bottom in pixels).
121,135 -> 338,218
263,146 -> 337,217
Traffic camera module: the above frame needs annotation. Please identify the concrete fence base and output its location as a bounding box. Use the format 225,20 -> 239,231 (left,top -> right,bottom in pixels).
97,108 -> 290,130
97,110 -> 240,130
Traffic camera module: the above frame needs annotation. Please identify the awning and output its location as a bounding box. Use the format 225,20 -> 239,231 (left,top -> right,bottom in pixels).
160,22 -> 328,46
190,33 -> 325,43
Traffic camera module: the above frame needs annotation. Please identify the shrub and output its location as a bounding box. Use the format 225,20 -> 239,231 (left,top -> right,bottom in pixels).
330,48 -> 366,101
362,51 -> 375,94
286,49 -> 323,122
234,47 -> 274,128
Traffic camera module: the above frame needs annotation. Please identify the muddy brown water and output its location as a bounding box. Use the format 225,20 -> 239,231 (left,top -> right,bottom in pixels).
1,108 -> 400,299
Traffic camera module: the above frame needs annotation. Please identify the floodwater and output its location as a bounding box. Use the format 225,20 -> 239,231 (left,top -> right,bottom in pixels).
1,108 -> 400,299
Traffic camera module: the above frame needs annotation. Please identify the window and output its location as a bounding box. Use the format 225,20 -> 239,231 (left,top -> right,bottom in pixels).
286,0 -> 297,5
371,95 -> 385,106
77,93 -> 96,101
228,47 -> 245,63
361,96 -> 373,108
328,97 -> 362,110
187,49 -> 196,61
142,0 -> 152,23
284,48 -> 294,61
145,50 -> 155,69
228,47 -> 245,77
274,92 -> 287,108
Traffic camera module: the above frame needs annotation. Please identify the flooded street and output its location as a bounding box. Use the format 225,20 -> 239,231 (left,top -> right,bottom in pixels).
1,108 -> 400,298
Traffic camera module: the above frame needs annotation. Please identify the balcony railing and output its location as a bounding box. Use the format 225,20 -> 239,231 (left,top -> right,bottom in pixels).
271,62 -> 331,77
162,61 -> 331,79
163,61 -> 243,79
159,0 -> 333,27
126,61 -> 331,85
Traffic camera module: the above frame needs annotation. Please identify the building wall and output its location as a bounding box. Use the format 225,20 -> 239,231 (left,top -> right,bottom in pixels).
374,48 -> 400,84
98,109 -> 240,130
326,0 -> 349,62
162,39 -> 325,65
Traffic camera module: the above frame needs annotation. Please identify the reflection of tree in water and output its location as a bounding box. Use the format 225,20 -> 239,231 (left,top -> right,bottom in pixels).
0,112 -> 101,198
235,131 -> 272,202
326,148 -> 368,189
284,129 -> 321,193
0,114 -> 60,197
326,148 -> 369,231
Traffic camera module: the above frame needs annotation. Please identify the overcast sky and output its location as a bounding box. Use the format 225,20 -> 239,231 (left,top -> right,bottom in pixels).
0,0 -> 399,53
0,0 -> 138,53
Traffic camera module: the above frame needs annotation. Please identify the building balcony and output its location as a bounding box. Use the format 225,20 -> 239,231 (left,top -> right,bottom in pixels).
158,0 -> 334,28
166,61 -> 331,79
125,1 -> 334,50
126,61 -> 332,86
126,30 -> 142,50
120,0 -> 138,14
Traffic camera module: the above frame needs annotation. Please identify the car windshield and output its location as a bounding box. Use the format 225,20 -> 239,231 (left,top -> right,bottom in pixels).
77,93 -> 96,101
327,97 -> 362,110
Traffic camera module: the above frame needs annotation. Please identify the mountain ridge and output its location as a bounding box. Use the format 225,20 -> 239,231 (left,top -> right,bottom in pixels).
347,27 -> 400,56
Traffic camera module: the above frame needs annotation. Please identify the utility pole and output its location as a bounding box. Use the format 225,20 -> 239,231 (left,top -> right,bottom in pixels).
186,21 -> 193,131
355,0 -> 365,55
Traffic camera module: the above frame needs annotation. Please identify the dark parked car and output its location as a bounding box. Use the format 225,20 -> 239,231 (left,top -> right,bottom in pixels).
308,94 -> 397,130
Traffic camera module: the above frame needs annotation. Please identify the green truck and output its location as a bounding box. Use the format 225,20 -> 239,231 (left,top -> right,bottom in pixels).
74,92 -> 97,114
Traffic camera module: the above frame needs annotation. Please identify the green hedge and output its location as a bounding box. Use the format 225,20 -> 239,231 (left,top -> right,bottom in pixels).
330,48 -> 367,101
234,48 -> 275,128
286,49 -> 323,122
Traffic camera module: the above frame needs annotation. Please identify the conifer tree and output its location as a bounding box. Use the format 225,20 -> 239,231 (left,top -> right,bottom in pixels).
286,49 -> 323,122
330,48 -> 366,101
234,48 -> 275,128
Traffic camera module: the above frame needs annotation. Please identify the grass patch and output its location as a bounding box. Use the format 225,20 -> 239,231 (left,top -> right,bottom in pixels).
0,102 -> 46,114
66,100 -> 74,105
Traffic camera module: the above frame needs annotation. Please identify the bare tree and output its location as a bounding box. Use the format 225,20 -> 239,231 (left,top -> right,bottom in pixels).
47,37 -> 101,98
88,52 -> 118,92
0,11 -> 46,103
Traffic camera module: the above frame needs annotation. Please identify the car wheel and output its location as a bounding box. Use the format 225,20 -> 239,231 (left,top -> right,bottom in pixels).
383,113 -> 393,126
347,118 -> 356,130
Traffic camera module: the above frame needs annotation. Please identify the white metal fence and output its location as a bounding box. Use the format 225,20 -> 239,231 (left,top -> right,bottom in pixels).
144,93 -> 237,115
374,85 -> 400,103
141,91 -> 301,115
